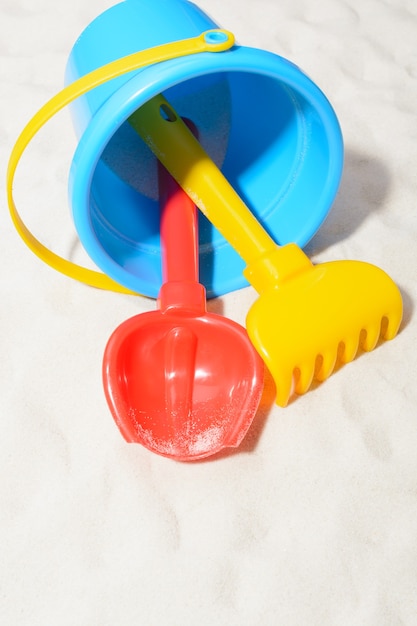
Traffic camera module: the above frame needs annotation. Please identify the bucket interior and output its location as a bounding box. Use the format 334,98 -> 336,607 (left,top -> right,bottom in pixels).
84,69 -> 336,297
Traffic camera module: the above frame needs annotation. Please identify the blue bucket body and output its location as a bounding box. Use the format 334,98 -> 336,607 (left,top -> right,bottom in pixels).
67,0 -> 343,298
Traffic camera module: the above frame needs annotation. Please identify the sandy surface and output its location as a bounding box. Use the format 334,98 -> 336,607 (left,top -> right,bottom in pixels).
1,0 -> 417,624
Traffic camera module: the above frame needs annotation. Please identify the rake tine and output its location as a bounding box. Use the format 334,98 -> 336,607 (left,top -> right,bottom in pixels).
383,312 -> 402,341
315,351 -> 338,382
294,363 -> 315,396
361,325 -> 381,352
339,337 -> 360,364
275,370 -> 294,408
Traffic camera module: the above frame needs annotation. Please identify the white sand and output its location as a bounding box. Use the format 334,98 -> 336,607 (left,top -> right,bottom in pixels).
1,0 -> 417,624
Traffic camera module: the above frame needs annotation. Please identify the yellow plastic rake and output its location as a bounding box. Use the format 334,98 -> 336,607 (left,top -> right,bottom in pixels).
130,94 -> 403,406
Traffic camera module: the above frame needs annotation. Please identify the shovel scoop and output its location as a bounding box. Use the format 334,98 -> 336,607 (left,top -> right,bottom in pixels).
129,95 -> 403,407
103,156 -> 264,461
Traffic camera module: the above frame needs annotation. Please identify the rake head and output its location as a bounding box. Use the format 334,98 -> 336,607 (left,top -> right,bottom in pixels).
246,259 -> 403,406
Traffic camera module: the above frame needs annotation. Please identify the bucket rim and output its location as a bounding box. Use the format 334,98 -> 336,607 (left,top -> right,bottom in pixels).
70,44 -> 344,297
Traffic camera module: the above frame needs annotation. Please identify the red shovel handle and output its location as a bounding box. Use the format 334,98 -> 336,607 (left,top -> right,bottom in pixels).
157,119 -> 206,314
158,164 -> 199,284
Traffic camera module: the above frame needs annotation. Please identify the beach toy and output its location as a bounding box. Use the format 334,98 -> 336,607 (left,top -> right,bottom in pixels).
8,0 -> 342,299
102,148 -> 264,461
129,94 -> 403,406
65,0 -> 343,298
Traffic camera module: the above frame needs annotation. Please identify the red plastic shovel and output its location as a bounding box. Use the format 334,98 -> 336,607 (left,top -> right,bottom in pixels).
102,161 -> 264,461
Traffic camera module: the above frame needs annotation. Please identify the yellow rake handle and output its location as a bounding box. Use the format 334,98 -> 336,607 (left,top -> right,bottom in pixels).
129,93 -> 276,263
129,94 -> 310,293
6,30 -> 235,294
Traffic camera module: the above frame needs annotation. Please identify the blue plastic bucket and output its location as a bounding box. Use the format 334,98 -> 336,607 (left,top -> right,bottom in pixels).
67,0 -> 343,298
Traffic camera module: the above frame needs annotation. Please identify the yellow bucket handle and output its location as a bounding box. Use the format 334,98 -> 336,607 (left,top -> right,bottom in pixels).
6,30 -> 235,295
